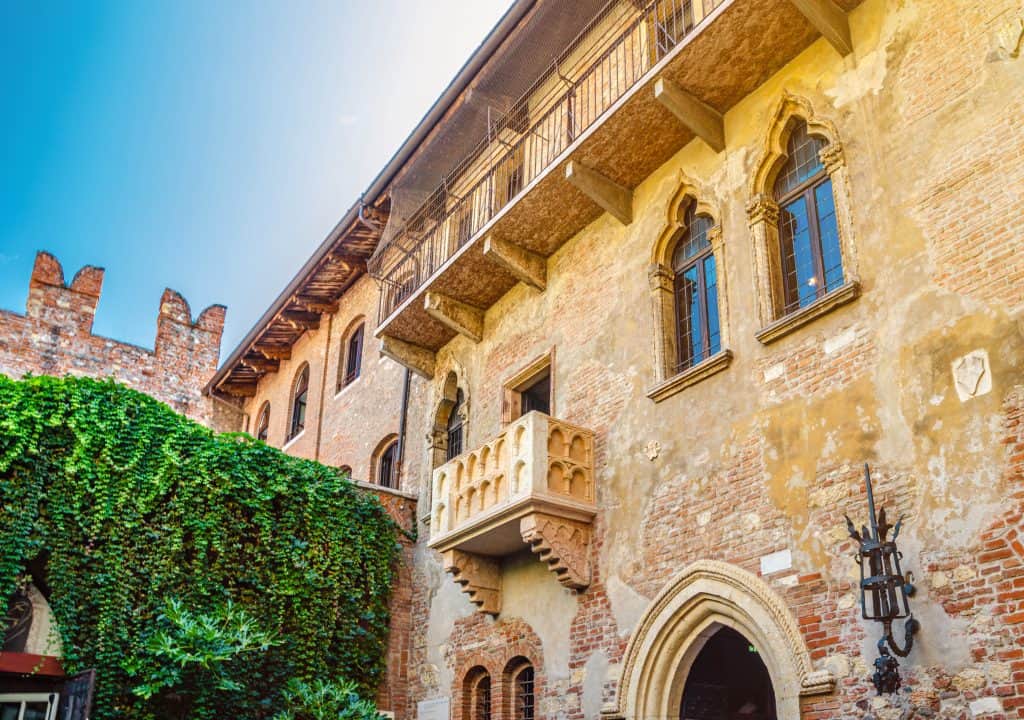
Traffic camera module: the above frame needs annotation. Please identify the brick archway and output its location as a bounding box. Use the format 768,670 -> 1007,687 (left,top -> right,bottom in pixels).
608,560 -> 834,720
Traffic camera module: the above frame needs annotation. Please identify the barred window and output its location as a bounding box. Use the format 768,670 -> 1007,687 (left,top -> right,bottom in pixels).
514,665 -> 535,720
288,365 -> 309,441
774,119 -> 844,314
472,673 -> 491,720
672,203 -> 720,371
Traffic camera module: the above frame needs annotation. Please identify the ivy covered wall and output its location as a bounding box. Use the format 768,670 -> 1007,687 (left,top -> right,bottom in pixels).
0,374 -> 400,718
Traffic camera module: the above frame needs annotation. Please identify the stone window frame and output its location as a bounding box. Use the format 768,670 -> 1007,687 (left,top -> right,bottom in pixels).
747,93 -> 860,345
647,174 -> 732,403
336,316 -> 366,393
501,349 -> 555,425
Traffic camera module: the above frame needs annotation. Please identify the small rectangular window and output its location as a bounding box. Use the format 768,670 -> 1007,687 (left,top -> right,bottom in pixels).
502,351 -> 554,423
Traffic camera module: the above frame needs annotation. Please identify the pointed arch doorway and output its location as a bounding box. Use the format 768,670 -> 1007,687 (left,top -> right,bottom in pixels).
609,561 -> 835,720
678,625 -> 776,720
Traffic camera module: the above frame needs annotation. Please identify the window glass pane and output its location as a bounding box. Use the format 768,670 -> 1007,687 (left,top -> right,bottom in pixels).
672,206 -> 712,268
779,196 -> 818,310
814,179 -> 844,292
703,255 -> 721,357
23,703 -> 51,720
516,666 -> 535,720
1,704 -> 21,720
345,325 -> 363,384
774,121 -> 826,199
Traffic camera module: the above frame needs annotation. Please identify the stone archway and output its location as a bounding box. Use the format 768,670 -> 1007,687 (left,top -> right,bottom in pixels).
609,560 -> 834,720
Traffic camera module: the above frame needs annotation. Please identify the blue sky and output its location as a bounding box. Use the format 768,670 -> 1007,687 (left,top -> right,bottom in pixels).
0,0 -> 510,355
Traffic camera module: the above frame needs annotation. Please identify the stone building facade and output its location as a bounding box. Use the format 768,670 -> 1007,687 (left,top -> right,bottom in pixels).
0,251 -> 233,428
208,0 -> 1024,718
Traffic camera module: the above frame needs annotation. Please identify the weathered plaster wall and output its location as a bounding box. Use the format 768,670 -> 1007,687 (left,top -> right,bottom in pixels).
402,0 -> 1024,717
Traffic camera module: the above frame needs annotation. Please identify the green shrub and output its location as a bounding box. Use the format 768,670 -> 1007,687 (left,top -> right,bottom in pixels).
274,678 -> 383,720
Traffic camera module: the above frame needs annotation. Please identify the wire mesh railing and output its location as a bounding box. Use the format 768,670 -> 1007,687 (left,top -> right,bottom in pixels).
376,0 -> 723,323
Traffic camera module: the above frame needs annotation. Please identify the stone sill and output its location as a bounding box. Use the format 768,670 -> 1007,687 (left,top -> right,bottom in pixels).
755,281 -> 860,345
282,430 -> 305,452
646,350 -> 733,403
352,479 -> 418,501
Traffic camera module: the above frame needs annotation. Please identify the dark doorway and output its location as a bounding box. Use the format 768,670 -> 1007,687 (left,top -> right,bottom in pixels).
680,626 -> 776,720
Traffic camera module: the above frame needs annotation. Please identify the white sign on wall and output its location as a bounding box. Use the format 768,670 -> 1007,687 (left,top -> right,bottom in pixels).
417,697 -> 451,720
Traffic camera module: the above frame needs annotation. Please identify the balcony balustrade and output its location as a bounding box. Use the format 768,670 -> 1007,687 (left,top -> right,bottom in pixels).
373,0 -> 861,375
428,411 -> 596,615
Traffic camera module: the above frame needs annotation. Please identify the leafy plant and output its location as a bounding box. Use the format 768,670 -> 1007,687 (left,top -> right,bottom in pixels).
274,678 -> 383,720
127,598 -> 280,719
0,374 -> 400,718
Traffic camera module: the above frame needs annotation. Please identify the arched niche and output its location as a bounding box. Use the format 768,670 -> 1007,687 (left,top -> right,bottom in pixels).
609,560 -> 834,720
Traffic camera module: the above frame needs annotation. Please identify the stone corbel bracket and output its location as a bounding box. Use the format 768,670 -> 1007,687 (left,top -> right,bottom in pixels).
443,549 -> 501,616
520,513 -> 592,590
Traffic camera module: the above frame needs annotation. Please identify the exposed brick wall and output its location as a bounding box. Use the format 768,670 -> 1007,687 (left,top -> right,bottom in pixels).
446,615 -> 545,720
0,251 -> 234,429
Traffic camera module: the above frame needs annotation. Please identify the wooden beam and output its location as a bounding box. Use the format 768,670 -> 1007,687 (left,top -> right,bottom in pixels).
482,236 -> 546,291
281,310 -> 321,330
788,0 -> 853,56
424,291 -> 484,343
241,355 -> 280,373
380,335 -> 436,379
220,382 -> 258,398
294,296 -> 339,314
564,160 -> 633,225
653,78 -> 725,153
257,346 -> 292,360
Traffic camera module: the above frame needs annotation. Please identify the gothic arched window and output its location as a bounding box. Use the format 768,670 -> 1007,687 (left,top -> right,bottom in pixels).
288,364 -> 309,441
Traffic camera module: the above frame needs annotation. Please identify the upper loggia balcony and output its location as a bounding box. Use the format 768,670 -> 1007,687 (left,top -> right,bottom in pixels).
373,0 -> 861,376
428,411 -> 596,615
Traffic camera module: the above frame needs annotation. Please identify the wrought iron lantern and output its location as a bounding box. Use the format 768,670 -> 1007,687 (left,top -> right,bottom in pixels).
845,464 -> 920,695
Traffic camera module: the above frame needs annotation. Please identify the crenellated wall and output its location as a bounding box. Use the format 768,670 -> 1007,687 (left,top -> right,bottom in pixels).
0,251 -> 235,429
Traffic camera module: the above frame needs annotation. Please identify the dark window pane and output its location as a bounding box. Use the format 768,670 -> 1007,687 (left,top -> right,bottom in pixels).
672,205 -> 712,268
814,179 -> 844,292
256,405 -> 270,442
682,265 -> 703,364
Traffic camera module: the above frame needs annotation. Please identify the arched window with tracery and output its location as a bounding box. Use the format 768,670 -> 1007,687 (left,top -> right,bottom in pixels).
747,95 -> 859,343
671,202 -> 720,372
773,119 -> 844,314
648,180 -> 731,401
288,364 -> 309,441
255,402 -> 270,442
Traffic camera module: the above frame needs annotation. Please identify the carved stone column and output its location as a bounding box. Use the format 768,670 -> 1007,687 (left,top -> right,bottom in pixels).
746,194 -> 782,327
648,263 -> 677,383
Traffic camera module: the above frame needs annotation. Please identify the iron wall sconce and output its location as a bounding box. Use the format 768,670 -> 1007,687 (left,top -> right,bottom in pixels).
845,464 -> 920,695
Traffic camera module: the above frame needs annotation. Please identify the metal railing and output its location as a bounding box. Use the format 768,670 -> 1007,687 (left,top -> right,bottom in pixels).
377,0 -> 722,323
